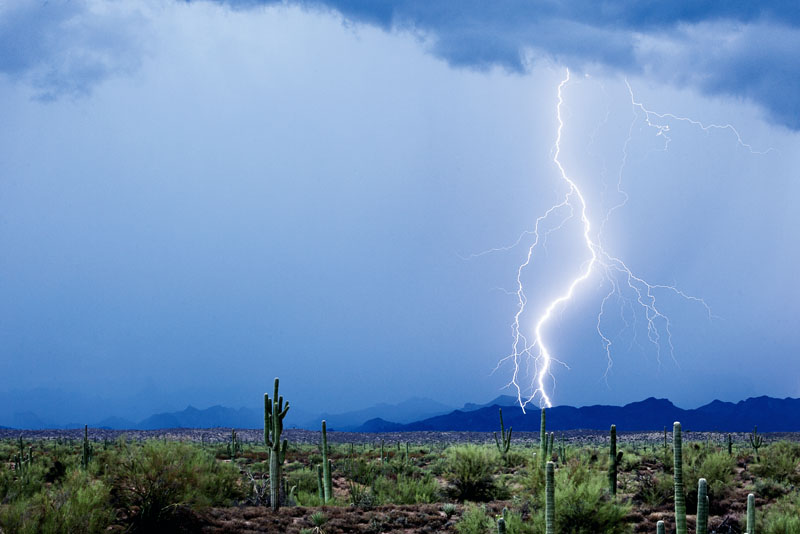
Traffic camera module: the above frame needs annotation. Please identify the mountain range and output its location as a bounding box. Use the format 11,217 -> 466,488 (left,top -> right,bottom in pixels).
4,395 -> 800,432
356,396 -> 800,433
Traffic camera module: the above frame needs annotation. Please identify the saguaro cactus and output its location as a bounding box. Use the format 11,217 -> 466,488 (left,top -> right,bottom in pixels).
747,493 -> 755,534
697,478 -> 708,534
494,408 -> 512,456
656,520 -> 665,534
545,461 -> 555,534
321,420 -> 333,502
264,378 -> 290,511
82,425 -> 93,470
748,426 -> 763,462
727,433 -> 733,456
316,464 -> 324,501
609,424 -> 623,496
540,408 -> 547,468
673,421 -> 687,534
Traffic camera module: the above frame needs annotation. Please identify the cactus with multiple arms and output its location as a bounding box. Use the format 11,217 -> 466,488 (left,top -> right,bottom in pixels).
608,424 -> 623,496
264,377 -> 290,511
673,422 -> 687,534
494,408 -> 512,456
748,426 -> 763,461
697,478 -> 708,534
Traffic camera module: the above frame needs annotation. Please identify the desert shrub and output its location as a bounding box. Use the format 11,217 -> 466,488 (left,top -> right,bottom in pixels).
286,467 -> 320,494
502,448 -> 528,469
635,471 -> 673,507
684,450 -> 735,511
106,440 -> 243,531
445,445 -> 499,502
0,468 -> 114,534
751,441 -> 800,484
757,491 -> 800,534
371,473 -> 440,504
293,490 -> 323,507
344,457 -> 378,485
754,477 -> 791,500
547,462 -> 632,534
455,503 -> 493,534
500,508 -> 537,534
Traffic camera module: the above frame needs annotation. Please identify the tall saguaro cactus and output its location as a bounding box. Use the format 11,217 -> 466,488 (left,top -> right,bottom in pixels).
746,493 -> 755,534
321,420 -> 333,502
673,422 -> 687,534
264,377 -> 290,511
697,478 -> 708,534
608,425 -> 623,496
494,408 -> 512,456
545,461 -> 555,534
540,408 -> 547,468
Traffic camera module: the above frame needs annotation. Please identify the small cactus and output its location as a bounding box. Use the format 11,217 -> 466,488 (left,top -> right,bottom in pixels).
321,421 -> 332,502
697,478 -> 708,534
545,461 -> 555,534
494,408 -> 512,456
748,426 -> 764,462
656,520 -> 665,534
727,433 -> 733,456
746,493 -> 755,534
540,408 -> 547,468
82,425 -> 93,470
608,424 -> 623,496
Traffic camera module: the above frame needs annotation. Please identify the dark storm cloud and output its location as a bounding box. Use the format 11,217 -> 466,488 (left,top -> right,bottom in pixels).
216,0 -> 800,128
3,1 -> 798,126
0,0 -> 146,100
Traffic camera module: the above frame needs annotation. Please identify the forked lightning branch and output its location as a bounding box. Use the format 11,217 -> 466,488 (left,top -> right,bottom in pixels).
495,70 -> 755,412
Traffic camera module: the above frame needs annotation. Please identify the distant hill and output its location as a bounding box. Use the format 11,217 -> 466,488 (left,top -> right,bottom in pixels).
355,396 -> 800,432
137,405 -> 261,430
301,397 -> 455,431
460,395 -> 518,412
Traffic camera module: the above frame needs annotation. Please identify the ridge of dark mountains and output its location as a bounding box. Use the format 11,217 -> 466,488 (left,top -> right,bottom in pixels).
460,395 -> 518,412
303,397 -> 454,431
137,405 -> 261,430
354,396 -> 800,432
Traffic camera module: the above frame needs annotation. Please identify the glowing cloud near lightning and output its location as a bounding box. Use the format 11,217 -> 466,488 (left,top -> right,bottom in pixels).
497,69 -> 724,412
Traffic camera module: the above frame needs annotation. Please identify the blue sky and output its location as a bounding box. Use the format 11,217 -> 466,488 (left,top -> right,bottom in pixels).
1,1 -> 799,425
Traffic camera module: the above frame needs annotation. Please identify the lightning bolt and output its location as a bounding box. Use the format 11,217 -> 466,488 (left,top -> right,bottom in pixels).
500,69 -> 734,412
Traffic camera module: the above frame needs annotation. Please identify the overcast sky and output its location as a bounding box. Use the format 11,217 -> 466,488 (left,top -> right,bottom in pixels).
1,0 -> 799,424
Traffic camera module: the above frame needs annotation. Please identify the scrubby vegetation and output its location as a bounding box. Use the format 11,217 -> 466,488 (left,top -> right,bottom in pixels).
2,394 -> 800,533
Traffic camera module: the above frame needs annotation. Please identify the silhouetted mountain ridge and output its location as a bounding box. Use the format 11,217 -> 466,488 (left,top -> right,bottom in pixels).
354,396 -> 800,432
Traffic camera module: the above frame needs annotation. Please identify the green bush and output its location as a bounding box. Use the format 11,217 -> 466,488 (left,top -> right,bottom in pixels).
752,441 -> 800,484
634,471 -> 672,507
0,468 -> 114,534
455,503 -> 493,534
371,473 -> 440,504
758,491 -> 800,534
105,441 -> 243,531
445,445 -> 499,502
546,462 -> 632,534
684,450 -> 735,511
